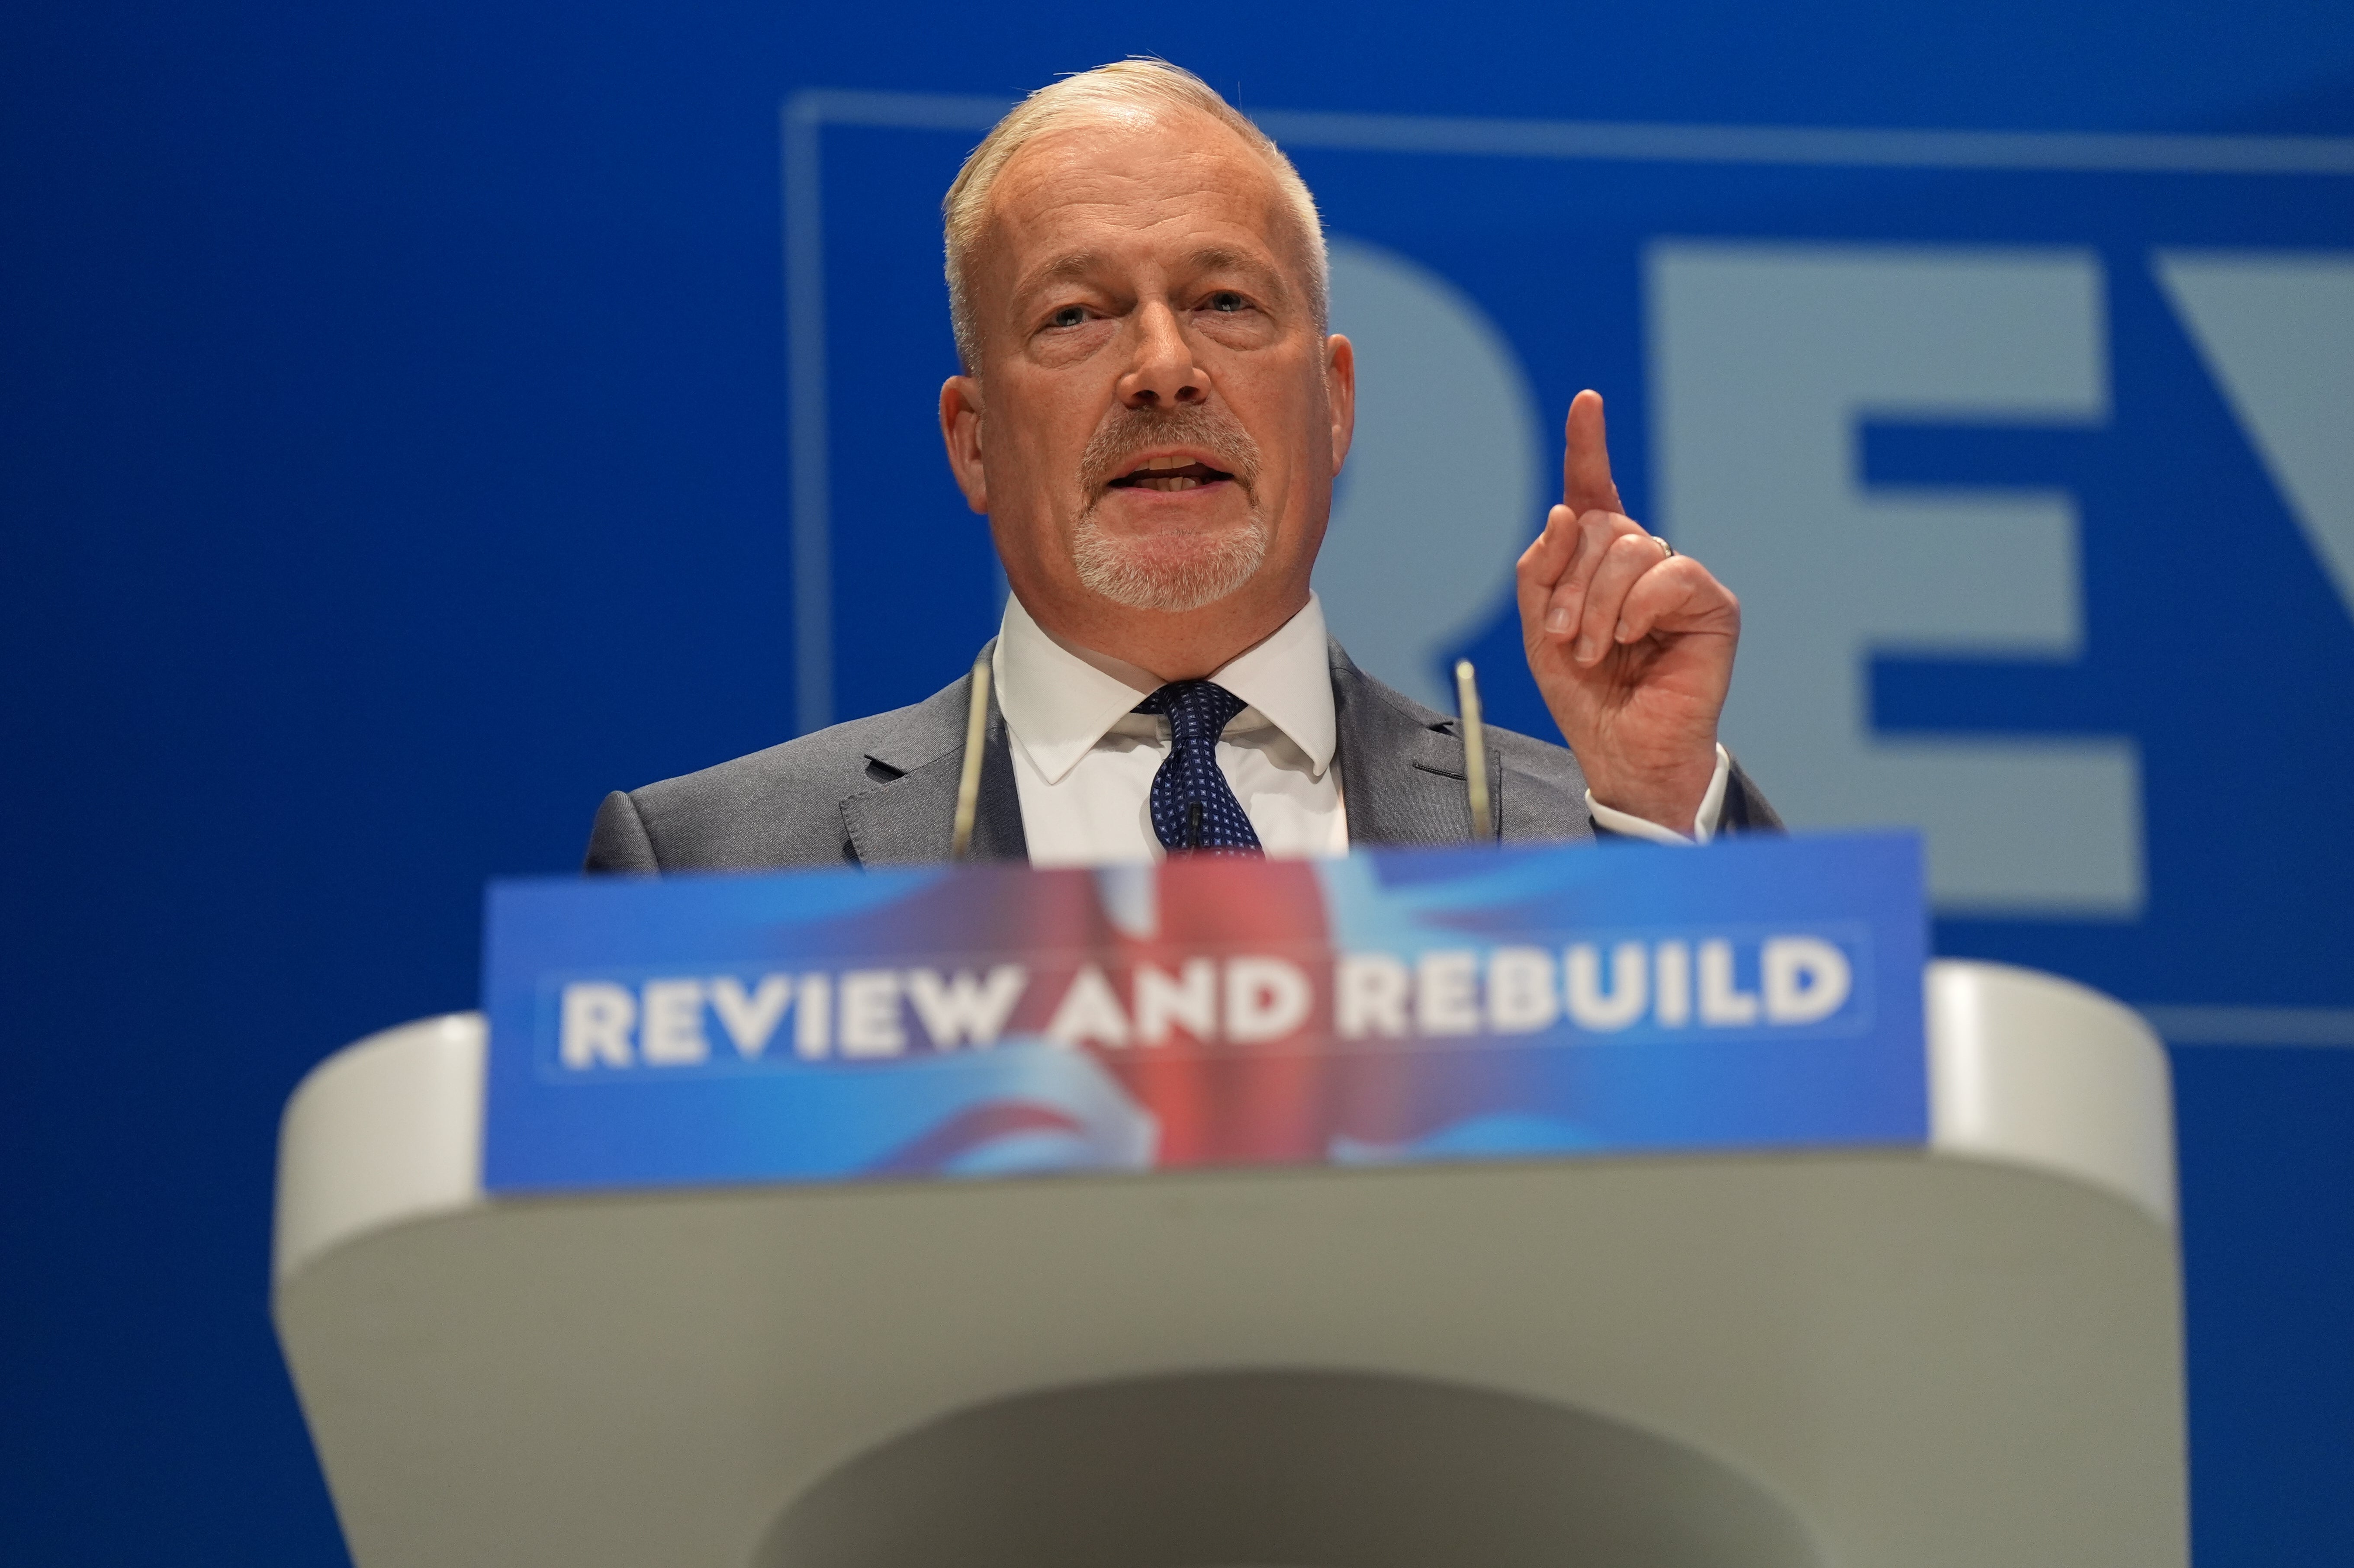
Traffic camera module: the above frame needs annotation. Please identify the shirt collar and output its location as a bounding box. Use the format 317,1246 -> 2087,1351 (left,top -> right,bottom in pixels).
994,592 -> 1338,785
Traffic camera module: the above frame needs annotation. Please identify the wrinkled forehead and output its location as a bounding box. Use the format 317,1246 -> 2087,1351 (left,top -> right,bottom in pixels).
976,109 -> 1311,290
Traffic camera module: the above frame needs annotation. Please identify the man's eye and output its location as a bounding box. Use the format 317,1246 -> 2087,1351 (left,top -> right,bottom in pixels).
1048,305 -> 1088,328
1205,292 -> 1247,313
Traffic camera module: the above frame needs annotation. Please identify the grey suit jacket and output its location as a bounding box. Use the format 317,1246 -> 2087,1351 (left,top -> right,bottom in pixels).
584,639 -> 1778,872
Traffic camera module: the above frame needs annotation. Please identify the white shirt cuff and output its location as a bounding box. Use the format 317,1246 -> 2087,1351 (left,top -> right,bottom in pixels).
1583,744 -> 1731,846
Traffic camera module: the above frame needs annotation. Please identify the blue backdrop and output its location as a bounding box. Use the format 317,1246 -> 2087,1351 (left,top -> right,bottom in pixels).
3,3 -> 2350,1562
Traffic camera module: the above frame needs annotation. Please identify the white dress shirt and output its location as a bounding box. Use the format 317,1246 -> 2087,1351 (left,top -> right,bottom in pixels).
993,592 -> 1730,866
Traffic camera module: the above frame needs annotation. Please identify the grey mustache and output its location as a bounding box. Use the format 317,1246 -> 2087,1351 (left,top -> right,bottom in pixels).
1080,405 -> 1263,496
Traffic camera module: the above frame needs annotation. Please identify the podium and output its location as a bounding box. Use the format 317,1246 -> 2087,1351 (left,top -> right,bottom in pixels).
275,951 -> 2184,1567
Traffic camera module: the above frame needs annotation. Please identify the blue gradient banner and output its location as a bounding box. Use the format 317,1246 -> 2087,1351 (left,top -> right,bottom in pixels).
482,832 -> 1927,1194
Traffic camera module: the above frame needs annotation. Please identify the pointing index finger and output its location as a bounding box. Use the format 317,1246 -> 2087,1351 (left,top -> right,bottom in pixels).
1562,389 -> 1624,518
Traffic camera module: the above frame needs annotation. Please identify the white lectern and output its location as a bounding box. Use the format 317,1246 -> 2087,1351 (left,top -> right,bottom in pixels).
274,958 -> 2184,1567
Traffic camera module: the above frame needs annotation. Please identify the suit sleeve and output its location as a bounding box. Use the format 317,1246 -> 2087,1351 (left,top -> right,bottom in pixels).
583,790 -> 661,873
1718,755 -> 1784,835
1587,747 -> 1783,842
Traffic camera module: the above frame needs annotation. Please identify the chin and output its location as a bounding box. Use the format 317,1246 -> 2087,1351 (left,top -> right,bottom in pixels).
1071,513 -> 1271,613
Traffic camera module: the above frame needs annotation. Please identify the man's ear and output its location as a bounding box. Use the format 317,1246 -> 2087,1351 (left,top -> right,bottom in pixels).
939,374 -> 989,514
1324,333 -> 1357,479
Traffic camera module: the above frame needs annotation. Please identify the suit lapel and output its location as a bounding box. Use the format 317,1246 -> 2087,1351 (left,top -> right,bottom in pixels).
1330,642 -> 1502,846
838,647 -> 1029,866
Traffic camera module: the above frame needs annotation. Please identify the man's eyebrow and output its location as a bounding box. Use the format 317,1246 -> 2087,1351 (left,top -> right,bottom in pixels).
1011,251 -> 1111,299
1183,245 -> 1290,296
1185,245 -> 1274,278
1009,244 -> 1294,302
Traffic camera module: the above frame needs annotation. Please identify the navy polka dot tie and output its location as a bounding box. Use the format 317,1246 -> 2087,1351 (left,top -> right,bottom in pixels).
1134,681 -> 1264,855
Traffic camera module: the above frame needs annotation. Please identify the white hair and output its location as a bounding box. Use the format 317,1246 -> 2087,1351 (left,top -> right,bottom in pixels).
941,59 -> 1330,373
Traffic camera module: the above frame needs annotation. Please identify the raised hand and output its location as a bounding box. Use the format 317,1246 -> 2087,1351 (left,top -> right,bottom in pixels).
1515,390 -> 1739,835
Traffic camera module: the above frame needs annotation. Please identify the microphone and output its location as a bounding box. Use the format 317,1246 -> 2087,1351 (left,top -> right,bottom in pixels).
949,649 -> 993,861
1454,659 -> 1491,842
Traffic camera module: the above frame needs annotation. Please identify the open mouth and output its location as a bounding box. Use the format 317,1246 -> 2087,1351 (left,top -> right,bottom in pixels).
1107,454 -> 1235,493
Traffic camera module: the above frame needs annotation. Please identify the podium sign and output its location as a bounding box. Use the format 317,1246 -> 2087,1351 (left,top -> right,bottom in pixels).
481,833 -> 1926,1194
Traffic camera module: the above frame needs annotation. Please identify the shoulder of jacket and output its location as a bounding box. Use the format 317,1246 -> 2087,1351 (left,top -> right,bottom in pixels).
625,678 -> 968,818
1328,639 -> 1579,774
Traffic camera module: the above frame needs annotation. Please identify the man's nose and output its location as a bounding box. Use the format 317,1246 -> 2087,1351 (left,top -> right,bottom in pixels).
1117,304 -> 1208,408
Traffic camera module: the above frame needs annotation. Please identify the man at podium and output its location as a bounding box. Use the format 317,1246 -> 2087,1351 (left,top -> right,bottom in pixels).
585,59 -> 1776,874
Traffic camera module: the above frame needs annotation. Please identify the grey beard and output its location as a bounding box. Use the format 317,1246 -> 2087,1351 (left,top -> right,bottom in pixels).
1070,507 -> 1272,612
1071,402 -> 1269,611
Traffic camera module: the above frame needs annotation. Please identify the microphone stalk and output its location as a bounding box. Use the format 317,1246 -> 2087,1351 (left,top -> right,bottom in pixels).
1454,659 -> 1491,842
949,649 -> 992,861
